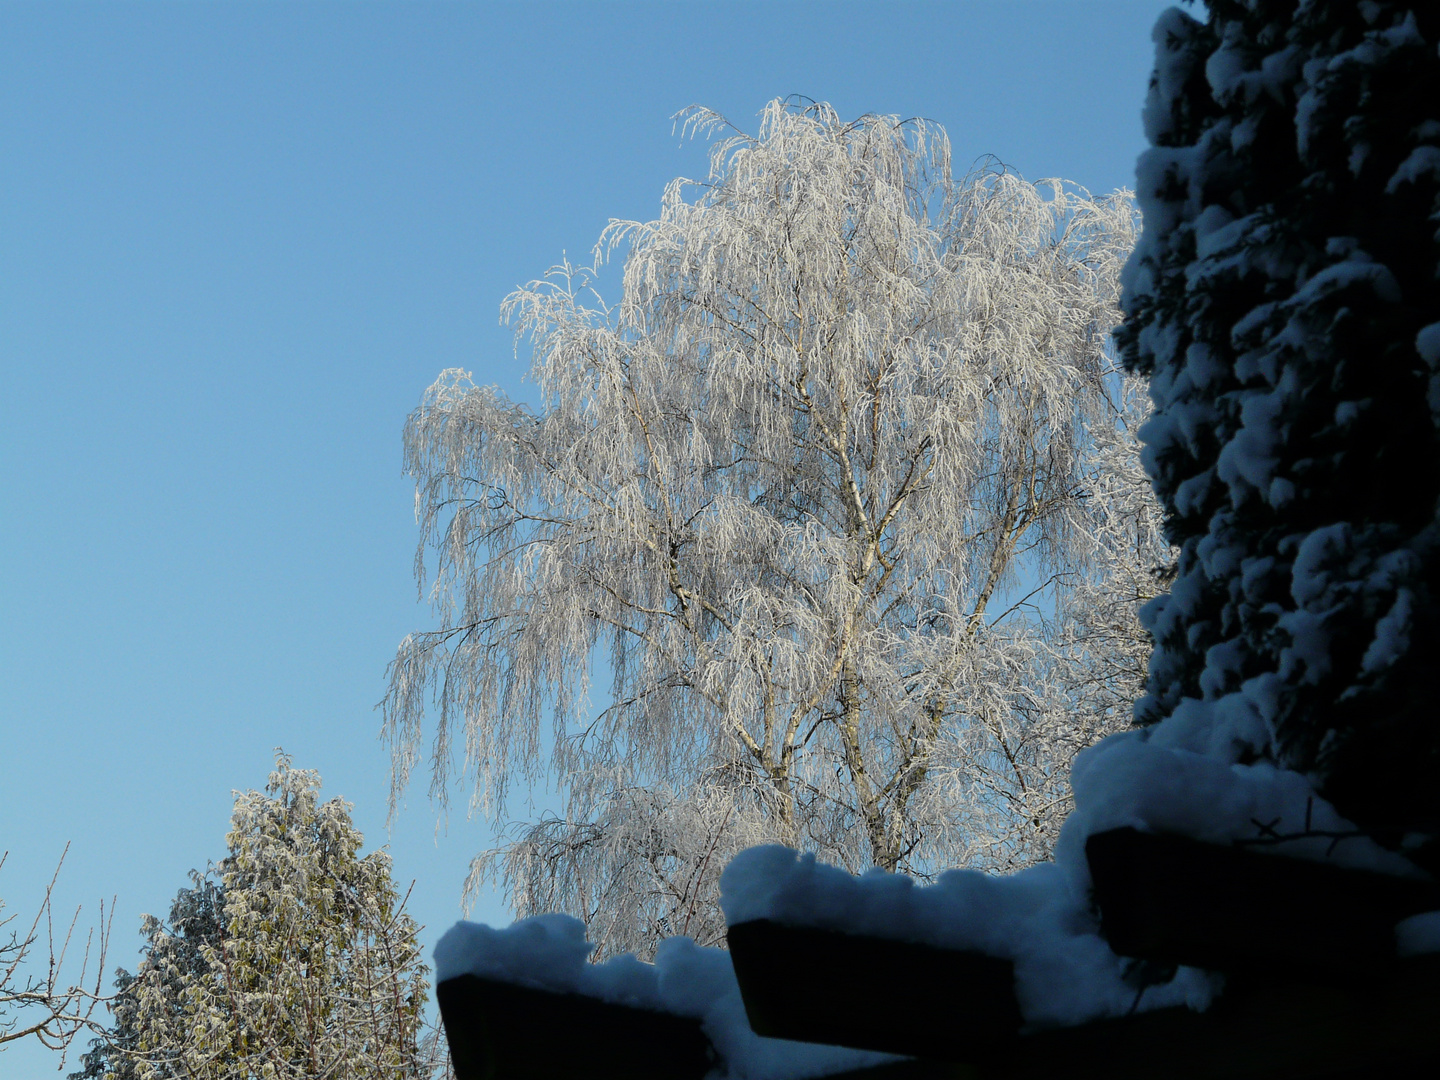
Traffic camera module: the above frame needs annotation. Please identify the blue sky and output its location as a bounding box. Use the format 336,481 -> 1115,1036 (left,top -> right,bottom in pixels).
1,1 -> 1171,1072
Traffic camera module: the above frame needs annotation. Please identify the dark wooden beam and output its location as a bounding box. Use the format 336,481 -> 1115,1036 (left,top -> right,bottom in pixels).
437,973 -> 714,1080
1085,827 -> 1440,977
982,962 -> 1440,1080
726,918 -> 1021,1059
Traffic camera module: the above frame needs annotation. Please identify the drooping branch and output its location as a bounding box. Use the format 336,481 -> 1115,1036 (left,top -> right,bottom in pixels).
385,99 -> 1149,956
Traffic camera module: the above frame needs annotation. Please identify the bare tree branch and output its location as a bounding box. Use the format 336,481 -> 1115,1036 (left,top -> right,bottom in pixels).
0,847 -> 114,1071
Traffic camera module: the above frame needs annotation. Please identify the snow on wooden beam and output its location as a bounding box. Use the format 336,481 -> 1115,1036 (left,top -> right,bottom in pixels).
437,948 -> 1440,1080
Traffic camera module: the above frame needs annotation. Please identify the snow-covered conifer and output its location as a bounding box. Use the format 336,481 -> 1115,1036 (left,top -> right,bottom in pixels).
68,876 -> 221,1080
92,754 -> 436,1080
1117,2 -> 1440,854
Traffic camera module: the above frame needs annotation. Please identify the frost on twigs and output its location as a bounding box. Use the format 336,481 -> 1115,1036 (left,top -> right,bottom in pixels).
0,847 -> 112,1070
384,98 -> 1157,958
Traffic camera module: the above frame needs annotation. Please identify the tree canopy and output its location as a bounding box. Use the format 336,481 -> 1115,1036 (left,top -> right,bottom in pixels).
384,99 -> 1153,957
76,754 -> 436,1080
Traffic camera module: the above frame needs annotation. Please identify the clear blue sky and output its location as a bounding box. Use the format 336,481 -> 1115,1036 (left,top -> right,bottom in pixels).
1,1 -> 1172,1072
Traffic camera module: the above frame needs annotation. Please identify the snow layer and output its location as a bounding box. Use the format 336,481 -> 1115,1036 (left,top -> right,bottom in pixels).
1057,720 -> 1426,883
720,848 -> 1215,1030
721,704 -> 1429,1032
431,719 -> 1432,1071
434,915 -> 896,1080
435,915 -> 663,1008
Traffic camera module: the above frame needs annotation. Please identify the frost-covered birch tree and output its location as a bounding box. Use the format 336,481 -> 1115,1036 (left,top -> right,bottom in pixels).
1054,372 -> 1172,743
384,100 -> 1145,957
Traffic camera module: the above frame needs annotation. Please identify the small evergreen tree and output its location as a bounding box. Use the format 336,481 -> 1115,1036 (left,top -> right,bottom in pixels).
1117,1 -> 1440,855
78,754 -> 437,1080
68,876 -> 222,1080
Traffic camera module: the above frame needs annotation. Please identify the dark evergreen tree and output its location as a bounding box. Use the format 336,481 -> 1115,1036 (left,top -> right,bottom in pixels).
1117,1 -> 1440,857
68,876 -> 224,1080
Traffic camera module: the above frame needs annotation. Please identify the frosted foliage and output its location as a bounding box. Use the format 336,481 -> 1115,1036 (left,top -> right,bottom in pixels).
383,101 -> 1145,958
1010,373 -> 1174,857
121,755 -> 436,1080
1055,374 -> 1172,731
